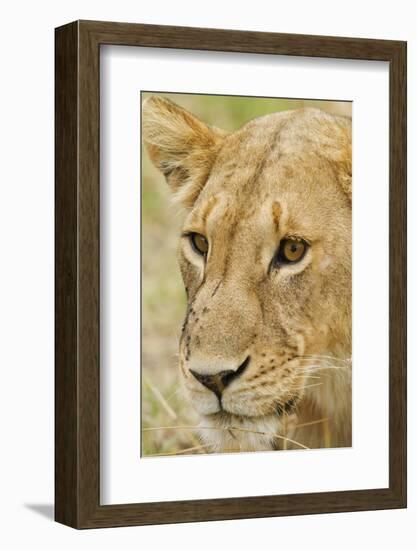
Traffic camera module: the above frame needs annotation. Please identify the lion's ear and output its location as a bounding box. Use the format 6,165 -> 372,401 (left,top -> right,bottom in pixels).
142,96 -> 226,207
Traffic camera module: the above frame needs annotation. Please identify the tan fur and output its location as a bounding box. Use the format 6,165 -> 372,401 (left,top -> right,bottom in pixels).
143,96 -> 352,453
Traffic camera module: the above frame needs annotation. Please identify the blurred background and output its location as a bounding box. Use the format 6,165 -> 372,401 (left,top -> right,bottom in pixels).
141,92 -> 352,457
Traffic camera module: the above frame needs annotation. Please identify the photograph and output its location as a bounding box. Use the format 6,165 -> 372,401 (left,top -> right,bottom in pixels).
141,92 -> 353,457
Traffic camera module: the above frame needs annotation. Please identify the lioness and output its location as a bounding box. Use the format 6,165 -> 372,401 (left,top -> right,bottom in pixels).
143,96 -> 352,453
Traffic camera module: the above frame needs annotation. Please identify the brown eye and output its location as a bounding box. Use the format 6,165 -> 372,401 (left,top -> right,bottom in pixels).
190,233 -> 209,256
275,238 -> 307,265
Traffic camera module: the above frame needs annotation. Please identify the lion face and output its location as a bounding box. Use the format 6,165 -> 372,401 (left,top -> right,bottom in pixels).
143,97 -> 352,451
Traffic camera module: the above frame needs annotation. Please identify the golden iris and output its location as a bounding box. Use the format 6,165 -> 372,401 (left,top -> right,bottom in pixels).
190,233 -> 209,256
277,238 -> 307,264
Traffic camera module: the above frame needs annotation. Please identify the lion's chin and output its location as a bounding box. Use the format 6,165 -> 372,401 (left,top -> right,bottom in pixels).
197,411 -> 285,453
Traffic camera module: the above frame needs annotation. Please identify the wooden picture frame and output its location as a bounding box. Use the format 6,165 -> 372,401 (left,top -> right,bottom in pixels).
55,20 -> 407,528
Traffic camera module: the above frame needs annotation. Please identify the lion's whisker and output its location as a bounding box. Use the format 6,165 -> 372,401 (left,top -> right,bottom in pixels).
295,364 -> 350,371
301,354 -> 351,364
288,355 -> 351,367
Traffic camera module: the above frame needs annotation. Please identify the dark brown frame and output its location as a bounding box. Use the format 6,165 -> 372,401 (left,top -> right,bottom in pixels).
55,20 -> 407,529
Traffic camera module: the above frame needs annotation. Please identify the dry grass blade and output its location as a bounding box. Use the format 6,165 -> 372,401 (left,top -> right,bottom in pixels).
164,385 -> 183,404
294,417 -> 329,429
143,424 -> 309,450
144,375 -> 178,420
147,444 -> 211,457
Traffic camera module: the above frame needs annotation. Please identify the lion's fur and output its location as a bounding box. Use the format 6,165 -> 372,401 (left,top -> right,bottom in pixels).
143,96 -> 352,452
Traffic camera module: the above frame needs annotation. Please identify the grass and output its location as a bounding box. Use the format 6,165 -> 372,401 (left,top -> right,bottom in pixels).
141,373 -> 202,457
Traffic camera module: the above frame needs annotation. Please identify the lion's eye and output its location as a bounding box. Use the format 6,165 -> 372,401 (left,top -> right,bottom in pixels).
190,233 -> 209,256
275,238 -> 307,265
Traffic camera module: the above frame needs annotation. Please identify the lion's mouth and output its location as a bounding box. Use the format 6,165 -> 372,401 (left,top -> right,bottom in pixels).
207,395 -> 299,422
197,406 -> 300,453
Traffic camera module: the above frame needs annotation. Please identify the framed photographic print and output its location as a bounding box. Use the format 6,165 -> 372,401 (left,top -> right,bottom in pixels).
55,20 -> 407,528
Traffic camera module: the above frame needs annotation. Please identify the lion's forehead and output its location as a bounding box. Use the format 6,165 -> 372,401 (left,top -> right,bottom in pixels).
195,114 -> 348,226
191,176 -> 344,246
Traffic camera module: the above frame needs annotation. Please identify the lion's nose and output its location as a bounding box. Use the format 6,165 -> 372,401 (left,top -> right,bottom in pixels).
190,357 -> 250,399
